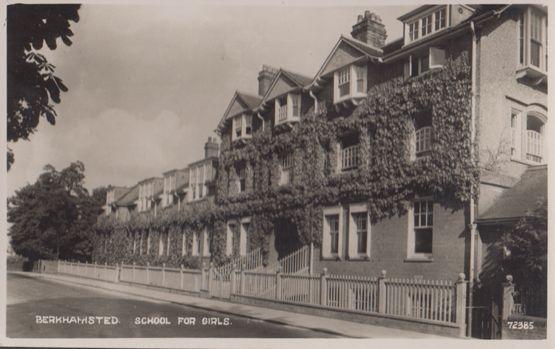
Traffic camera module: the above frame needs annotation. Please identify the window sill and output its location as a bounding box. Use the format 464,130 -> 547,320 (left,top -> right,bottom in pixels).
404,257 -> 434,263
321,255 -> 342,261
347,255 -> 372,261
333,93 -> 367,105
510,158 -> 545,166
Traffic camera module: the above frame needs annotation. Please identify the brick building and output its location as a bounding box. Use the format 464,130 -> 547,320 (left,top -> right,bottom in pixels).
96,4 -> 547,290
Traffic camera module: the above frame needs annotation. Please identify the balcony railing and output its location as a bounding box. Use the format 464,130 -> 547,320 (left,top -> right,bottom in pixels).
341,144 -> 360,171
526,130 -> 542,163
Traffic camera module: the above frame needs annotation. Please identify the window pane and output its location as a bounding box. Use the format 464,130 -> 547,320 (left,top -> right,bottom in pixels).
354,213 -> 368,254
414,228 -> 433,254
531,41 -> 541,67
326,215 -> 339,254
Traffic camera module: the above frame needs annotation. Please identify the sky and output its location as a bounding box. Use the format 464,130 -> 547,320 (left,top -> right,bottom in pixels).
7,1 -> 416,196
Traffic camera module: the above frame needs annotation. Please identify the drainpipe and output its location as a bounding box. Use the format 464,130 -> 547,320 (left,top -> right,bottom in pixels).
309,90 -> 318,113
256,111 -> 265,132
467,19 -> 478,338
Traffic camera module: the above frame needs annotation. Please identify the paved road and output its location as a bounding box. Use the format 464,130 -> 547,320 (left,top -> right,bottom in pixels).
7,273 -> 336,338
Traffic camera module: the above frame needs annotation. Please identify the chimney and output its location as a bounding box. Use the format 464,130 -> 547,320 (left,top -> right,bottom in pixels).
351,11 -> 387,48
257,65 -> 279,97
204,137 -> 219,158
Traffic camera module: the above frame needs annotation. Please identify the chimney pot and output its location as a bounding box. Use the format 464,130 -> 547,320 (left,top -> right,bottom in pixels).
257,65 -> 279,97
204,137 -> 219,158
351,10 -> 387,48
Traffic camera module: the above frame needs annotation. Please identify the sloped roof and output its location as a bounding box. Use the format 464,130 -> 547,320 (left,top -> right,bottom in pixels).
116,185 -> 139,206
216,91 -> 262,134
309,35 -> 382,88
259,68 -> 312,106
479,165 -> 547,223
111,186 -> 129,202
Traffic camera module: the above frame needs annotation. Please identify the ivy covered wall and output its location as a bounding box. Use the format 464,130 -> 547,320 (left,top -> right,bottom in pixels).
93,52 -> 478,268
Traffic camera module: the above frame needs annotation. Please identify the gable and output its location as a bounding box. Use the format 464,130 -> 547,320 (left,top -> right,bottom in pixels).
321,41 -> 366,77
266,74 -> 297,101
226,97 -> 248,120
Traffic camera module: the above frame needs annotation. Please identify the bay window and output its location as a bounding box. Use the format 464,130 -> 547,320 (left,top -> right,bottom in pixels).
517,7 -> 547,76
333,64 -> 367,103
274,93 -> 301,125
231,113 -> 253,141
406,6 -> 448,44
526,115 -> 544,163
509,106 -> 546,164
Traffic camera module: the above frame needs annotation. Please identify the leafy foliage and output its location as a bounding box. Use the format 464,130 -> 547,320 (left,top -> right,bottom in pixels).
7,4 -> 80,169
498,198 -> 547,285
94,53 -> 478,267
8,161 -> 105,261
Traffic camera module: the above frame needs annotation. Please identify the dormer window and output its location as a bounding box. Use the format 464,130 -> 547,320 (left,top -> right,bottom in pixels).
405,6 -> 448,44
232,113 -> 252,141
333,64 -> 367,104
274,93 -> 301,125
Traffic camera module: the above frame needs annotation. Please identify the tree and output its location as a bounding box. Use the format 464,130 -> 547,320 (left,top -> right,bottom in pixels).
7,4 -> 81,170
8,161 -> 105,261
498,198 -> 547,285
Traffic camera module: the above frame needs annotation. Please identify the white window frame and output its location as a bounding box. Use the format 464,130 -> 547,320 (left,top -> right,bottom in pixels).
405,5 -> 450,45
415,126 -> 432,157
274,93 -> 301,125
226,221 -> 235,256
322,206 -> 344,259
333,64 -> 367,104
146,231 -> 151,254
132,232 -> 137,254
181,231 -> 187,256
407,198 -> 434,260
240,217 -> 251,257
341,143 -> 360,171
510,108 -> 522,160
231,113 -> 253,141
517,8 -> 548,73
202,227 -> 211,257
348,203 -> 371,259
158,231 -> 166,256
192,231 -> 200,256
279,152 -> 294,186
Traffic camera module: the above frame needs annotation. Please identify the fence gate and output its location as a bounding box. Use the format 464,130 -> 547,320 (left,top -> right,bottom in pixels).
471,299 -> 501,339
209,266 -> 231,299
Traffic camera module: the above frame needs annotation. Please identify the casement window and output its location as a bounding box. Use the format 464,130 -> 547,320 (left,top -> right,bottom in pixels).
232,113 -> 253,141
517,8 -> 548,73
408,198 -> 434,259
333,64 -> 367,103
434,8 -> 446,31
415,126 -> 432,156
406,6 -> 449,44
202,228 -> 211,257
158,231 -> 166,256
237,165 -> 246,193
240,218 -> 250,256
192,231 -> 200,256
226,222 -> 237,256
347,203 -> 371,258
338,67 -> 350,97
421,14 -> 432,37
279,152 -> 294,185
275,93 -> 301,125
181,232 -> 187,256
409,21 -> 419,41
341,143 -> 360,171
322,206 -> 343,259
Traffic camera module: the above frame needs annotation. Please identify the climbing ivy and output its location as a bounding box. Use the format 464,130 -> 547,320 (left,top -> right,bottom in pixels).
94,52 -> 478,267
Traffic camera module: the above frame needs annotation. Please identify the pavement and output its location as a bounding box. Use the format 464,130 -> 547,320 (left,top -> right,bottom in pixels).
8,271 -> 441,338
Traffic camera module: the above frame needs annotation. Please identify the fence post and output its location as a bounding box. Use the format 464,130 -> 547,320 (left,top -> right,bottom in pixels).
240,269 -> 246,296
132,262 -> 136,282
162,263 -> 166,287
500,275 -> 515,321
455,272 -> 467,338
230,269 -> 237,295
378,269 -> 387,313
180,264 -> 185,290
114,262 -> 119,283
276,268 -> 282,301
57,260 -> 60,274
320,268 -> 328,306
207,262 -> 213,297
146,262 -> 150,284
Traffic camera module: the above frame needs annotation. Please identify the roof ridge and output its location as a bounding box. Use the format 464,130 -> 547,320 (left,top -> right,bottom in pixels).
341,34 -> 384,53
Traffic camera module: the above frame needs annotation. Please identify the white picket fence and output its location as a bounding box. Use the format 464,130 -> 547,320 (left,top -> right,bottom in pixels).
58,260 -> 118,282
209,248 -> 264,299
233,269 -> 465,328
119,263 -> 202,293
266,245 -> 310,275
